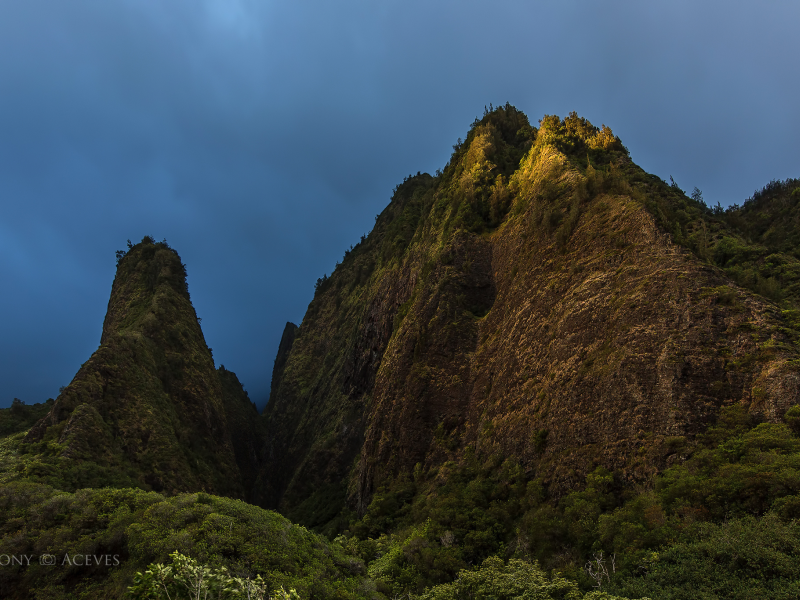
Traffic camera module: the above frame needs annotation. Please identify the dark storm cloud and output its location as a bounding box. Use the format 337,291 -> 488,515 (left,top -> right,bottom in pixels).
1,0 -> 798,408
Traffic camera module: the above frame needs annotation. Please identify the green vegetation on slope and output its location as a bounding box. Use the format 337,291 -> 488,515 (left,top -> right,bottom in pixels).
610,514 -> 800,600
0,484 -> 371,600
415,556 -> 634,600
0,398 -> 53,437
129,551 -> 299,600
336,404 -> 800,599
633,171 -> 800,310
493,109 -> 800,312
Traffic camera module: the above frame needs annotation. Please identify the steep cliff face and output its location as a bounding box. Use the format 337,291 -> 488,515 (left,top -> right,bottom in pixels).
260,106 -> 800,529
269,322 -> 299,404
357,184 -> 794,504
23,237 -> 262,497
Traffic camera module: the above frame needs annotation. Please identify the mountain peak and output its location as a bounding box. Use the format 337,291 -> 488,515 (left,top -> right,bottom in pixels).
22,238 -> 261,497
258,108 -> 800,531
101,236 -> 192,346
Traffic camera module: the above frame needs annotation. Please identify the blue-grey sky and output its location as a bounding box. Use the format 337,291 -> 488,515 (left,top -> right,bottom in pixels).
1,0 -> 798,409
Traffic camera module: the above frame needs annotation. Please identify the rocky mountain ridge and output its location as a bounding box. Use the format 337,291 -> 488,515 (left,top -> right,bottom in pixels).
258,106 -> 800,532
2,106 -> 799,600
7,107 -> 799,535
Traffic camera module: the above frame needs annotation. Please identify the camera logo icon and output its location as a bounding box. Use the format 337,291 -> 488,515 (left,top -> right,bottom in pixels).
39,554 -> 56,566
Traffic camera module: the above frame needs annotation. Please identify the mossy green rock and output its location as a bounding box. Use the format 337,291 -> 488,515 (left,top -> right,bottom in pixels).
20,237 -> 264,498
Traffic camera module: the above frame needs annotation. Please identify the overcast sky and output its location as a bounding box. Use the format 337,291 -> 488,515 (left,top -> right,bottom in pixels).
1,0 -> 798,409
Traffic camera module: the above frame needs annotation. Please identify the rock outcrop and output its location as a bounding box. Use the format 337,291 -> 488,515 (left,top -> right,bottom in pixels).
259,106 -> 800,528
24,237 -> 262,497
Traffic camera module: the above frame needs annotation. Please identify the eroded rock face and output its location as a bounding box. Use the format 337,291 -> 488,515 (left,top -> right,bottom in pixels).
24,238 -> 260,497
259,108 -> 800,524
355,201 -> 796,505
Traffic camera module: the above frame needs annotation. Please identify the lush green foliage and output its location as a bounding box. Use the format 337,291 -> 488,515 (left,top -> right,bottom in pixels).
435,104 -> 535,235
129,551 -> 297,600
413,556 -> 636,600
726,179 -> 800,260
341,405 -> 800,599
610,514 -> 800,600
0,485 -> 371,599
635,172 -> 800,310
0,398 -> 53,437
537,112 -> 627,159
